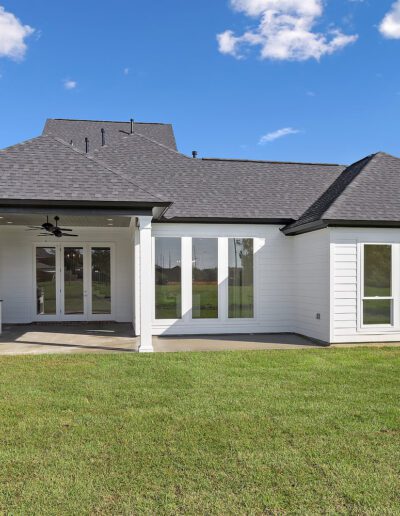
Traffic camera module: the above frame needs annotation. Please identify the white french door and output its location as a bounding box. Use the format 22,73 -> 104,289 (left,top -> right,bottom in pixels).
34,244 -> 114,321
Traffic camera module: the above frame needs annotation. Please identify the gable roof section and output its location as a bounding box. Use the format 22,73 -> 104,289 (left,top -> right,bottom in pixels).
43,118 -> 178,153
0,135 -> 168,206
283,152 -> 400,235
91,130 -> 345,221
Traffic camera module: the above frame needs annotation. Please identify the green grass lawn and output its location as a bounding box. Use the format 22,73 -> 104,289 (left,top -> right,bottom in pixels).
0,349 -> 399,514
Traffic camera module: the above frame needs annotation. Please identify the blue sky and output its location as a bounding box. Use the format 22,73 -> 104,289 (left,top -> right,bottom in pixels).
1,0 -> 400,164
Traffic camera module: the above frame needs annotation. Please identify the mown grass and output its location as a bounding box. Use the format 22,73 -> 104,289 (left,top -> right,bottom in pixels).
0,348 -> 399,514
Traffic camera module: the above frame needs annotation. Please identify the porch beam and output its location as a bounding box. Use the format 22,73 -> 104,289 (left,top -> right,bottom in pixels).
136,215 -> 154,352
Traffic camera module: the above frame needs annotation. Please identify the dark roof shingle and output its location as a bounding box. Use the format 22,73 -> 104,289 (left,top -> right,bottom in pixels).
43,118 -> 177,153
0,135 -> 167,205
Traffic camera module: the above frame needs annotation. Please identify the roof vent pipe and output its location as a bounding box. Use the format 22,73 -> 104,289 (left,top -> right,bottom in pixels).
85,137 -> 89,154
192,150 -> 198,159
101,128 -> 105,147
130,118 -> 134,134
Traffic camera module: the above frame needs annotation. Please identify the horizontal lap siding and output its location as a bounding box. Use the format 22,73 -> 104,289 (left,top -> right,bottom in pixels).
331,228 -> 400,343
332,241 -> 358,339
292,230 -> 330,343
151,224 -> 295,335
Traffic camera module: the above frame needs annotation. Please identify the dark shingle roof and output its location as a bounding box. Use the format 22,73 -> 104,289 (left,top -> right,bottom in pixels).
90,130 -> 344,221
10,116 -> 395,228
283,152 -> 400,234
43,119 -> 177,153
0,135 -> 167,205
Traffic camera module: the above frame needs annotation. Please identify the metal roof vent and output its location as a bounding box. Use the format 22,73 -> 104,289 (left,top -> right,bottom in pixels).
192,150 -> 198,159
101,128 -> 105,147
85,137 -> 89,154
130,118 -> 134,134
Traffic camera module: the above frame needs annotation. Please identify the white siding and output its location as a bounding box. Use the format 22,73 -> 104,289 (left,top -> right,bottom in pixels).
292,229 -> 330,343
0,226 -> 133,324
152,223 -> 296,336
331,227 -> 400,343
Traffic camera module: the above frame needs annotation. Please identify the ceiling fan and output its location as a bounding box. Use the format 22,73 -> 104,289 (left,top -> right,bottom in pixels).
27,216 -> 78,238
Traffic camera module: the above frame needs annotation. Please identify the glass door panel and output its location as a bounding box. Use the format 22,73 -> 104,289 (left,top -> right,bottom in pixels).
91,247 -> 111,314
64,247 -> 84,315
36,247 -> 57,315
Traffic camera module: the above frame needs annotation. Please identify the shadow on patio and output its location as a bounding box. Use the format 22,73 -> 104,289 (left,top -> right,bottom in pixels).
0,322 -> 138,355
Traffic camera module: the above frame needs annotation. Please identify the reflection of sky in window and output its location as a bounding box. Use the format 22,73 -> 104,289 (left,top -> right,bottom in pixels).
192,239 -> 218,270
155,238 -> 181,270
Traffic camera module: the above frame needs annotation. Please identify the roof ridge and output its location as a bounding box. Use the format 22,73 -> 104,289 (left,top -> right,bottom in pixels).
202,157 -> 344,167
51,136 -> 169,203
47,118 -> 171,126
283,153 -> 378,233
323,153 -> 380,216
117,129 -> 192,160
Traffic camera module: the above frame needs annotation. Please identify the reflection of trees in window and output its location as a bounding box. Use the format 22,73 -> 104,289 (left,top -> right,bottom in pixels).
36,247 -> 56,315
363,244 -> 392,325
92,248 -> 111,314
229,239 -> 254,318
364,245 -> 391,297
155,238 -> 182,319
192,238 -> 218,319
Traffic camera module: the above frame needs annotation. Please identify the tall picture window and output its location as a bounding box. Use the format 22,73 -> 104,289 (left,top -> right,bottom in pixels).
192,238 -> 218,319
228,238 -> 254,318
155,237 -> 182,319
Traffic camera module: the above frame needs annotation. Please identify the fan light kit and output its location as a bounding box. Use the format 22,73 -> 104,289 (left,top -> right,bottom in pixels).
27,216 -> 78,238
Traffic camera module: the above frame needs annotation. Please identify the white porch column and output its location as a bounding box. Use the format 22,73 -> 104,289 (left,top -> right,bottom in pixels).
136,216 -> 154,352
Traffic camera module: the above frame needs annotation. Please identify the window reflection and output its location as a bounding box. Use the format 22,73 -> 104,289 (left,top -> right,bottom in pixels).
64,248 -> 84,315
228,238 -> 254,318
92,248 -> 111,314
192,238 -> 218,319
155,238 -> 181,319
36,247 -> 57,315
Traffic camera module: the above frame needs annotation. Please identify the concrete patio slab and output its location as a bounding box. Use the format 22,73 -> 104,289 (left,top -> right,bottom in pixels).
153,333 -> 321,352
2,324 -> 397,355
0,323 -> 138,355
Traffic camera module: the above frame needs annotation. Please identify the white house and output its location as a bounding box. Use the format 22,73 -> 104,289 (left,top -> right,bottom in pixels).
0,118 -> 399,351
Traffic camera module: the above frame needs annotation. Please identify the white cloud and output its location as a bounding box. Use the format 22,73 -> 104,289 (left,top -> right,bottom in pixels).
64,79 -> 77,90
0,5 -> 34,60
217,0 -> 358,61
380,1 -> 400,39
259,127 -> 300,143
123,67 -> 129,75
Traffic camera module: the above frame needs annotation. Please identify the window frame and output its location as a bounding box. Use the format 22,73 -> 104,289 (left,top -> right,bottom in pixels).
359,243 -> 397,330
153,236 -> 183,322
151,234 -> 257,324
191,237 -> 220,321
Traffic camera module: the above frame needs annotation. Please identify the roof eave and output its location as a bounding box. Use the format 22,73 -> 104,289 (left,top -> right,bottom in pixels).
283,218 -> 400,236
158,216 -> 294,225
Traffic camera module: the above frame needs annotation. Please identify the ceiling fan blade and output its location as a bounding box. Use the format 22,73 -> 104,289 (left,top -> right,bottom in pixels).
27,226 -> 43,230
62,233 -> 78,237
58,228 -> 73,231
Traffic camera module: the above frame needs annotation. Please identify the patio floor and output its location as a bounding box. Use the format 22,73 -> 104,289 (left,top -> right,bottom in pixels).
0,323 -> 323,355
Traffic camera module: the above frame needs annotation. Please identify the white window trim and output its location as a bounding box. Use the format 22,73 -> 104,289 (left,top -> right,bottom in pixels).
152,235 -> 258,325
357,242 -> 400,332
33,242 -> 116,322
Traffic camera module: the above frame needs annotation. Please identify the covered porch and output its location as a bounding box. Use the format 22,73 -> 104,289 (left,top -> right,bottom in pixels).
0,207 -> 156,352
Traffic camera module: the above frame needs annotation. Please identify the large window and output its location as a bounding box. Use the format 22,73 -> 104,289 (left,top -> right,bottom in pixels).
192,238 -> 218,319
363,244 -> 392,325
228,238 -> 254,318
155,237 -> 182,319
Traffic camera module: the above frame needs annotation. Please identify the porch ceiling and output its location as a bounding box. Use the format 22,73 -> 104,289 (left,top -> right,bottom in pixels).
0,214 -> 131,227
